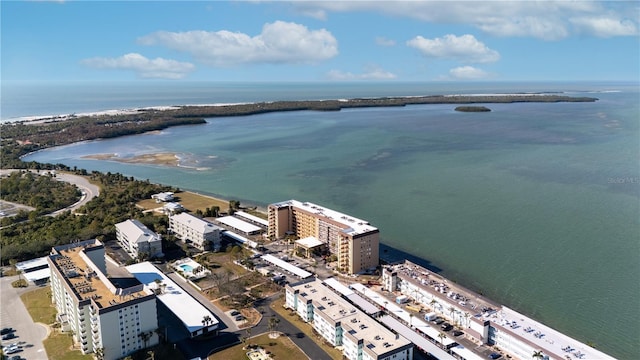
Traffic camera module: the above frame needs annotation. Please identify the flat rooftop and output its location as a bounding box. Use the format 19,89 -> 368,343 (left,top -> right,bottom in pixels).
271,200 -> 378,236
216,216 -> 262,234
16,256 -> 49,272
388,260 -> 617,360
234,211 -> 268,227
126,261 -> 218,334
50,241 -> 148,309
496,307 -> 616,360
261,254 -> 312,279
290,280 -> 411,355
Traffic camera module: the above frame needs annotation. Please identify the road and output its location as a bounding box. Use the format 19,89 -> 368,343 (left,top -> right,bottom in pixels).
0,275 -> 49,360
0,169 -> 100,216
49,172 -> 100,215
164,273 -> 331,360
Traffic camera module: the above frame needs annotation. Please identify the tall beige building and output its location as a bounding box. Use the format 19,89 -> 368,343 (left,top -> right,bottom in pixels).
268,200 -> 379,274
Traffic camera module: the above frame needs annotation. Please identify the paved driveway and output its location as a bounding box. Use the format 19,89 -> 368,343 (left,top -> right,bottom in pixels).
0,275 -> 49,360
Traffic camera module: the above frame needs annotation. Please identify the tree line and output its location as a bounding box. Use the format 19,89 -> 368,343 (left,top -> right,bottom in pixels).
0,170 -> 175,264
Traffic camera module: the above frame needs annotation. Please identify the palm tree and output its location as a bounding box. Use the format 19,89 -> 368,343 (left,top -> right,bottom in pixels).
448,306 -> 456,322
532,350 -> 544,360
138,331 -> 151,349
437,332 -> 446,347
430,299 -> 438,312
268,316 -> 280,336
408,313 -> 414,328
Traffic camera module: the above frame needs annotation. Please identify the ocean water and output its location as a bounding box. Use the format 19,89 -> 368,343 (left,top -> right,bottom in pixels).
12,81 -> 640,358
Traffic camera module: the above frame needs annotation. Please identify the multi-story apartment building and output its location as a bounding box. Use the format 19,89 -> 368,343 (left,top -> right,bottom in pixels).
48,239 -> 159,360
382,261 -> 616,360
268,200 -> 379,274
115,219 -> 163,260
169,212 -> 223,251
286,279 -> 413,360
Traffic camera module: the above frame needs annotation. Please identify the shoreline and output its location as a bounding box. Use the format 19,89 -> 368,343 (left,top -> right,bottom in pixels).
2,93 -> 598,125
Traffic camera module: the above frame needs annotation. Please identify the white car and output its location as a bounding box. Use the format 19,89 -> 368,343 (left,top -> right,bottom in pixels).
3,345 -> 21,354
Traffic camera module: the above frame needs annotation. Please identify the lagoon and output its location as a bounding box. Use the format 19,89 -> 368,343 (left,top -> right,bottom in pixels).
22,82 -> 639,359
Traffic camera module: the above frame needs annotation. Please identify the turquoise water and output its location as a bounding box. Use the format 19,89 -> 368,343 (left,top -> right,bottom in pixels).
179,264 -> 194,272
20,82 -> 639,358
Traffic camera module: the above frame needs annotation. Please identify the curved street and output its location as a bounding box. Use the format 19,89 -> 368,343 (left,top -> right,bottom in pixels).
0,169 -> 100,216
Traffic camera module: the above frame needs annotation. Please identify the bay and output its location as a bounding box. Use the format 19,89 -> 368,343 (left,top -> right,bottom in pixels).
19,81 -> 640,359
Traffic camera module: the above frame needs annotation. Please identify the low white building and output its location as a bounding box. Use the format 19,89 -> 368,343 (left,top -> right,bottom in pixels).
115,219 -> 163,259
48,239 -> 159,360
169,213 -> 223,251
126,261 -> 219,338
285,279 -> 413,360
151,192 -> 174,202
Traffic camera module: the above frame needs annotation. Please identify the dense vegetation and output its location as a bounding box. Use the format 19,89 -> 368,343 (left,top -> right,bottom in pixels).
0,171 -> 175,264
0,171 -> 80,220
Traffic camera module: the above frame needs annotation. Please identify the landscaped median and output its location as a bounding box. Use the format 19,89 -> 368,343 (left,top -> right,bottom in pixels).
207,332 -> 307,360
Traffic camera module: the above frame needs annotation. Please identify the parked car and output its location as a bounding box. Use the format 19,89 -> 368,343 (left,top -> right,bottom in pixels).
489,353 -> 502,359
2,332 -> 16,340
452,330 -> 464,337
1,327 -> 13,335
9,355 -> 22,360
235,315 -> 245,321
441,323 -> 453,331
230,310 -> 240,316
4,345 -> 21,354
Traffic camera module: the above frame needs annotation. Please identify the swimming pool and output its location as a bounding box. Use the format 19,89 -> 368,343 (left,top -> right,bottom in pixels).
179,264 -> 194,272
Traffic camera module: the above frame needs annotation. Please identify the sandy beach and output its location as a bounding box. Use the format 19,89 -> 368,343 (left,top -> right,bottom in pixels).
83,152 -> 180,167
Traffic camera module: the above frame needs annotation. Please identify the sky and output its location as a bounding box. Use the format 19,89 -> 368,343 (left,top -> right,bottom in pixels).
2,0 -> 639,82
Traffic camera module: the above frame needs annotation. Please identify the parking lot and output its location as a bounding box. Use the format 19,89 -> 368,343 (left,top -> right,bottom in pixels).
0,275 -> 49,359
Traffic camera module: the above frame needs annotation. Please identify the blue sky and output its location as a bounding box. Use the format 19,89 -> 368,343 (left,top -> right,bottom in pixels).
2,1 -> 639,82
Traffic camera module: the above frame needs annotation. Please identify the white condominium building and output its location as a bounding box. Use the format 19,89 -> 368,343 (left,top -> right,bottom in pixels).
268,200 -> 379,274
48,239 -> 159,360
169,212 -> 223,251
115,219 -> 163,260
382,261 -> 617,360
286,279 -> 413,360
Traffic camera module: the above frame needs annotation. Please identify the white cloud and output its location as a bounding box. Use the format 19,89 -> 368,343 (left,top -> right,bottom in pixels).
326,65 -> 397,80
407,34 -> 500,63
138,21 -> 338,66
292,1 -> 639,40
570,16 -> 638,37
376,36 -> 396,47
81,53 -> 194,79
448,66 -> 490,80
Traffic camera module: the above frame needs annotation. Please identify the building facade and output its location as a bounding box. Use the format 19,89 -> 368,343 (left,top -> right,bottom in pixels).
115,219 -> 163,260
268,200 -> 379,274
48,239 -> 159,360
169,213 -> 223,251
285,279 -> 413,360
381,261 -> 616,360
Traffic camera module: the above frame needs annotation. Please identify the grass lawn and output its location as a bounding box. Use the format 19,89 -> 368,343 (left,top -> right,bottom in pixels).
20,287 -> 56,324
21,287 -> 91,360
43,331 -> 92,360
208,333 -> 306,360
137,191 -> 230,214
269,297 -> 343,360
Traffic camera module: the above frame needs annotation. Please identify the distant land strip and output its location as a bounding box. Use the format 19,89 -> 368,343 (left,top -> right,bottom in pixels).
1,94 -> 598,167
166,94 -> 598,118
